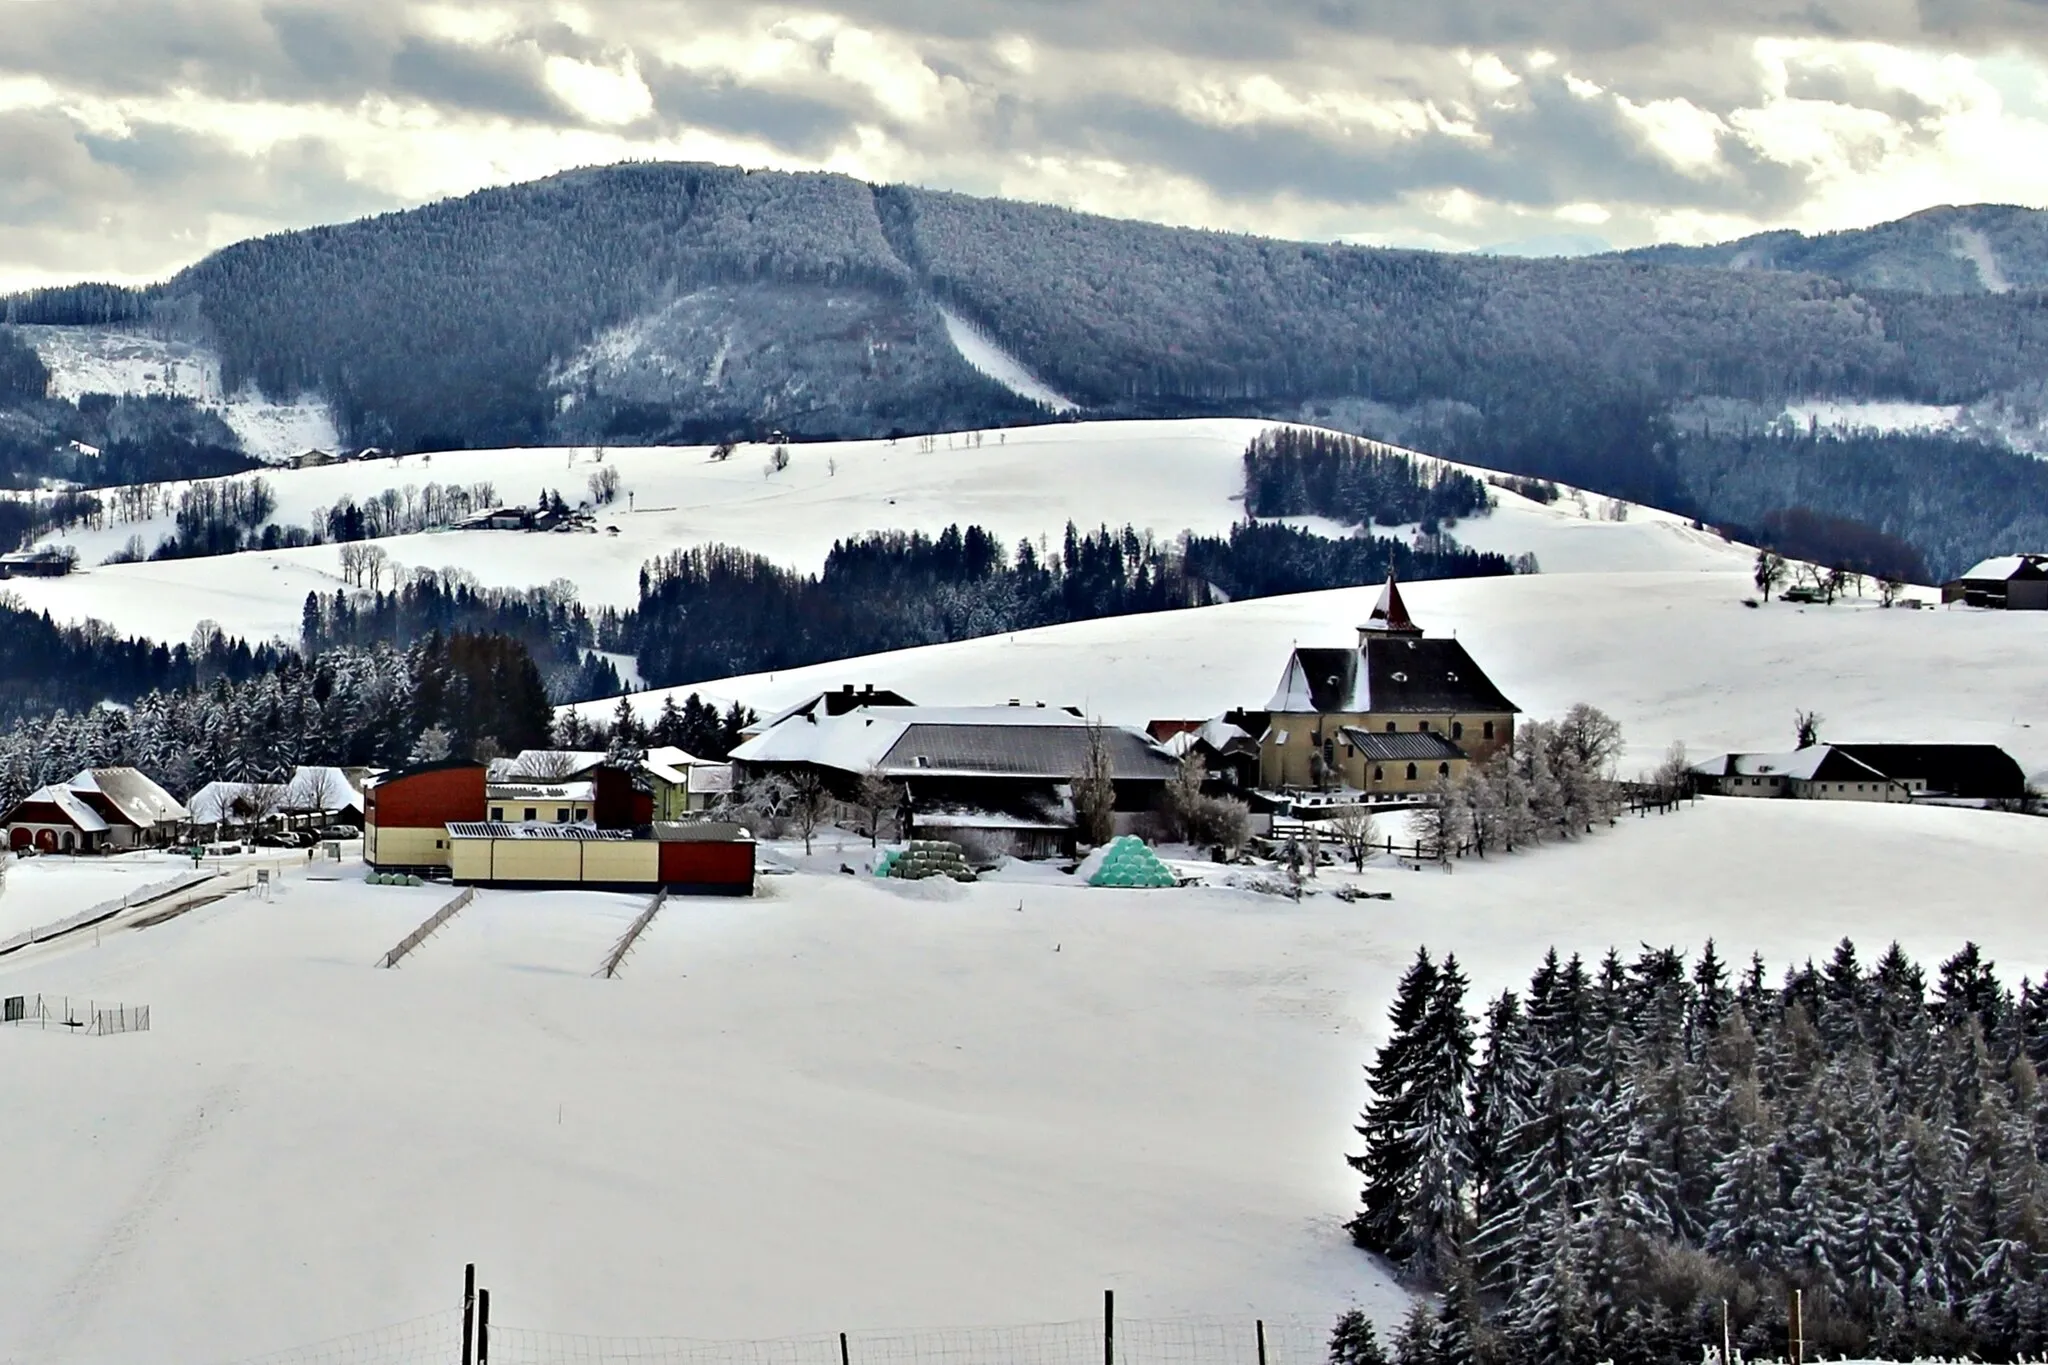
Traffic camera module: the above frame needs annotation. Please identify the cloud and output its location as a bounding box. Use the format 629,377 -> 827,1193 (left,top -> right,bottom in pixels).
3,0 -> 2048,288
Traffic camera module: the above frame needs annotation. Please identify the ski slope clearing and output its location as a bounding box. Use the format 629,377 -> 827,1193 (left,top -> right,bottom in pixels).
937,307 -> 1078,413
17,325 -> 341,464
0,799 -> 2041,1363
4,420 -> 1749,646
573,570 -> 2048,777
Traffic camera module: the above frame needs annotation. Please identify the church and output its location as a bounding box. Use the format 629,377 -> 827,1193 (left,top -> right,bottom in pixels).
1258,574 -> 1521,793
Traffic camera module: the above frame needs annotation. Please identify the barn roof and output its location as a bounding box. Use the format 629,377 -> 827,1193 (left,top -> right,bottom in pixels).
6,785 -> 111,832
70,768 -> 187,826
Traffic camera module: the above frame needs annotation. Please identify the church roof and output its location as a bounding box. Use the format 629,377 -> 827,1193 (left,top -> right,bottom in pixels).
1267,636 -> 1519,715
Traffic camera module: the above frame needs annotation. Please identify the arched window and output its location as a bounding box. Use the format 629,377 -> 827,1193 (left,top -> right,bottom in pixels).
1483,720 -> 1496,740
1406,763 -> 1418,781
1439,762 -> 1451,776
1419,720 -> 1431,732
1451,721 -> 1464,739
1385,721 -> 1397,733
1373,766 -> 1384,782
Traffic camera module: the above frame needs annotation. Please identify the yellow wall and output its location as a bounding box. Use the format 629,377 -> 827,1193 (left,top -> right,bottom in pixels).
1259,713 -> 1510,790
447,837 -> 660,884
368,823 -> 451,869
584,840 -> 658,882
485,796 -> 588,824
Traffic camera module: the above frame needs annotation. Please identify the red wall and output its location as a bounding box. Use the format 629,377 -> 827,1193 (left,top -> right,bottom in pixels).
659,840 -> 754,891
368,765 -> 486,828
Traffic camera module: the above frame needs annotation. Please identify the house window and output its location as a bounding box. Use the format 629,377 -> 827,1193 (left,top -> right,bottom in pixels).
1385,721 -> 1397,733
490,807 -> 504,821
1406,763 -> 1418,781
524,807 -> 537,822
574,808 -> 587,820
1374,766 -> 1384,781
1439,762 -> 1451,776
1419,720 -> 1431,732
436,839 -> 446,849
556,809 -> 569,822
1452,721 -> 1463,739
1483,721 -> 1496,740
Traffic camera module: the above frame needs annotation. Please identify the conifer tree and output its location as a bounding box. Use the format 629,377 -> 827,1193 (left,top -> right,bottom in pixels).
1349,949 -> 1441,1255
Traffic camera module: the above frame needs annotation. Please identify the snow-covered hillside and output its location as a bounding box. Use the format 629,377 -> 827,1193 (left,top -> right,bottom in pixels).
0,799 -> 2040,1362
18,325 -> 341,464
2,419 -> 1750,646
571,570 -> 2047,777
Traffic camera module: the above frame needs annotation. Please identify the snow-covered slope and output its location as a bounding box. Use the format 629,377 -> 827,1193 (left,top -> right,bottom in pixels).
938,307 -> 1078,413
2,419 -> 1751,646
18,325 -> 341,464
0,795 -> 2041,1362
571,570 -> 2047,776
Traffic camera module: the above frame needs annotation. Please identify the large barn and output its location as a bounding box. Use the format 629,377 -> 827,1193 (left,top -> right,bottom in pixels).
3,767 -> 188,853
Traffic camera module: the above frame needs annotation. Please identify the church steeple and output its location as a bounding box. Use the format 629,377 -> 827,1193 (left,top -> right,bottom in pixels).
1356,568 -> 1423,645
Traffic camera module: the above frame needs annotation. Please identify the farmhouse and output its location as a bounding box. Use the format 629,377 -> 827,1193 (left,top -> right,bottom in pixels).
1258,574 -> 1520,793
1691,744 -> 2025,803
0,547 -> 73,579
2,767 -> 187,852
187,766 -> 364,833
1942,555 -> 2048,609
729,702 -> 1180,849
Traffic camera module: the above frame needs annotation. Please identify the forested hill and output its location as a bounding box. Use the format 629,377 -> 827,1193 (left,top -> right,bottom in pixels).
1613,202 -> 2048,294
9,164 -> 2048,573
4,164 -> 2046,460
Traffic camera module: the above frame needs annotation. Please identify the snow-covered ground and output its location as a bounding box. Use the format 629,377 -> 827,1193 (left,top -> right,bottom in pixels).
18,325 -> 341,464
0,852 -> 200,940
572,570 -> 2036,777
2,419 -> 1751,646
1780,399 -> 1966,435
0,798 -> 2041,1363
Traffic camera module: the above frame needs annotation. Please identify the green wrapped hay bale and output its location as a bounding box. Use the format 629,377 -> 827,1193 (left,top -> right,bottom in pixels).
1087,835 -> 1176,889
889,839 -> 976,882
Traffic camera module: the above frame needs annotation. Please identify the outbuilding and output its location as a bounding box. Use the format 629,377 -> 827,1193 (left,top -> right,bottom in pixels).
1942,555 -> 2048,609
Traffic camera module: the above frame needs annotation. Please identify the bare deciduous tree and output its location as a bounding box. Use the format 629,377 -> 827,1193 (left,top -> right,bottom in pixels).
1332,805 -> 1377,872
788,770 -> 832,855
1072,721 -> 1118,847
853,766 -> 903,847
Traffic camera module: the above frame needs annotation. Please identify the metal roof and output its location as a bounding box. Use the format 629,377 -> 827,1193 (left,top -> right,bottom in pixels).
444,822 -> 633,840
880,723 -> 1178,781
1336,728 -> 1469,762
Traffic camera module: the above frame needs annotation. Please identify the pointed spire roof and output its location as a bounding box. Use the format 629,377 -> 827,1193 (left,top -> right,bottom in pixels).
1357,569 -> 1422,640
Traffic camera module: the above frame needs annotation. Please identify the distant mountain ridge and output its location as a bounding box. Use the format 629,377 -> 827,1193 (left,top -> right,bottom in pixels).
1612,203 -> 2048,294
11,164 -> 2048,576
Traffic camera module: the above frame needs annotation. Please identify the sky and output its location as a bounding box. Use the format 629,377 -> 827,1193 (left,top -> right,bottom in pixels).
5,0 -> 2048,290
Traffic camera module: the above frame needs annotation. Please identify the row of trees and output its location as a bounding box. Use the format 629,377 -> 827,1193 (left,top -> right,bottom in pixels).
1242,428 -> 1492,531
631,519 -> 1514,688
1349,939 -> 2048,1364
0,632 -> 554,810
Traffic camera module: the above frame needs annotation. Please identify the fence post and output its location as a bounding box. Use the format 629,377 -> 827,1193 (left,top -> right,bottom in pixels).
477,1288 -> 490,1365
1104,1290 -> 1114,1365
840,1332 -> 850,1365
1256,1319 -> 1267,1365
461,1264 -> 475,1365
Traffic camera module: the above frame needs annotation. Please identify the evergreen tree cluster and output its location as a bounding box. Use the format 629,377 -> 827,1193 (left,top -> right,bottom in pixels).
1348,939 -> 2048,1364
555,690 -> 755,762
1242,429 -> 1491,530
0,631 -> 554,809
299,572 -> 620,706
0,592 -> 281,725
629,521 -> 1515,689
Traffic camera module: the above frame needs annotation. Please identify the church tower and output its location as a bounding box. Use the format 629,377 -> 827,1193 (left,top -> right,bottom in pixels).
1356,569 -> 1424,645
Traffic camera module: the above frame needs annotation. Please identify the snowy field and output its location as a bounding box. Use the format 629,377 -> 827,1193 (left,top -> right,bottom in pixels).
17,326 -> 341,464
0,798 -> 2042,1364
0,852 -> 201,940
571,570 -> 2038,778
1,419 -> 1750,646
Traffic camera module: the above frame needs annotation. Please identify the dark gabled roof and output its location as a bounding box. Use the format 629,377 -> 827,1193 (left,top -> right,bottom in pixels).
1833,744 -> 2026,799
1338,728 -> 1469,762
881,724 -> 1179,782
1362,637 -> 1519,714
1282,648 -> 1361,714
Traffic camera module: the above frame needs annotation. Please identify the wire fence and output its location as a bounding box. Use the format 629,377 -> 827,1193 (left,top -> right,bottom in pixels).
0,992 -> 151,1036
213,1311 -> 464,1365
487,1314 -> 1335,1365
0,868 -> 217,955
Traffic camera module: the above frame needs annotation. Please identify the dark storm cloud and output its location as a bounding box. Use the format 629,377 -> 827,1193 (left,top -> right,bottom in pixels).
1029,76 -> 1809,217
390,37 -> 560,120
644,63 -> 852,158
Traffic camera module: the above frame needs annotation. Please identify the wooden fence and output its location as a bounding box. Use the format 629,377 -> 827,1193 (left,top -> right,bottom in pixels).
378,887 -> 476,969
